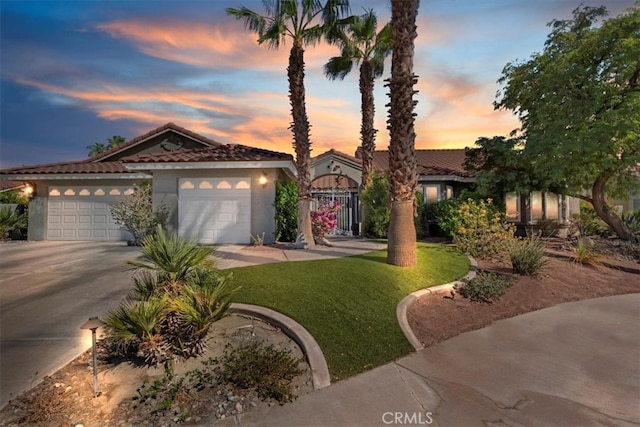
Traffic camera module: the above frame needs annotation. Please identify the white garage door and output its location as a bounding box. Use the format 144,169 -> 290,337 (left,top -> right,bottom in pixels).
178,178 -> 251,244
47,186 -> 133,241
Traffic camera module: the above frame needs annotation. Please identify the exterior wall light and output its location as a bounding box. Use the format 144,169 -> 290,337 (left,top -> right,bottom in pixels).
259,172 -> 268,188
22,184 -> 34,198
80,316 -> 106,397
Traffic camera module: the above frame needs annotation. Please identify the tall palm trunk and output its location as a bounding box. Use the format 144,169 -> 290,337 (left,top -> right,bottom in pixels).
387,0 -> 419,267
288,40 -> 315,248
360,60 -> 376,188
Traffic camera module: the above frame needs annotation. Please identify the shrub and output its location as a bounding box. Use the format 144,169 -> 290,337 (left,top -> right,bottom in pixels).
572,237 -> 602,268
448,198 -> 514,259
110,181 -> 169,245
506,236 -> 547,276
104,228 -> 237,366
361,172 -> 390,238
570,201 -> 610,237
216,342 -> 303,403
274,181 -> 298,242
621,209 -> 640,238
0,206 -> 27,240
311,201 -> 340,241
454,272 -> 513,303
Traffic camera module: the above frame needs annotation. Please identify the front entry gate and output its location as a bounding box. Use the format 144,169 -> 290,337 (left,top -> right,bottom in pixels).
311,190 -> 359,236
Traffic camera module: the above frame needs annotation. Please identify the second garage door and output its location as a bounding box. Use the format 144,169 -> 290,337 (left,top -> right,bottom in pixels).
178,178 -> 251,244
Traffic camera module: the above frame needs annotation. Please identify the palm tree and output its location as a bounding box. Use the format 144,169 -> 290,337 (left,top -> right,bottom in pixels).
86,142 -> 107,157
86,135 -> 125,157
228,0 -> 350,249
324,9 -> 391,189
386,0 -> 419,267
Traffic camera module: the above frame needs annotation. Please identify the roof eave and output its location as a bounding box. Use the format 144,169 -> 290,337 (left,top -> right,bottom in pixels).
124,160 -> 298,176
0,173 -> 152,180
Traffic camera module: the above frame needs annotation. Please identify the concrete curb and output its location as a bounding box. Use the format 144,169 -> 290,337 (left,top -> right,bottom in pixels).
396,255 -> 478,350
229,303 -> 331,390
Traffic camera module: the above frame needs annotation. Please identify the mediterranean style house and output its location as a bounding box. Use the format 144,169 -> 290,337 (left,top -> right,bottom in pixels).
1,123 -> 580,243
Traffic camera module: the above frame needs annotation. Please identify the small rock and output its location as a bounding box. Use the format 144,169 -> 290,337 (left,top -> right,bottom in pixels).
74,424 -> 84,427
235,402 -> 243,412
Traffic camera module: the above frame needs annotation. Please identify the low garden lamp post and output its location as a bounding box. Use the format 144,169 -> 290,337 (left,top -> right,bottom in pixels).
80,316 -> 106,397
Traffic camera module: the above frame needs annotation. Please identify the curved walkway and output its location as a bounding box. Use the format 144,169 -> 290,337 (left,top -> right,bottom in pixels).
221,294 -> 640,427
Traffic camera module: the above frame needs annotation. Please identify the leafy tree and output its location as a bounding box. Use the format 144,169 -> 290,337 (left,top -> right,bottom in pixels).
361,171 -> 389,238
493,4 -> 640,242
274,180 -> 298,242
465,135 -> 543,204
386,0 -> 419,266
86,135 -> 126,157
227,0 -> 351,249
324,9 -> 391,188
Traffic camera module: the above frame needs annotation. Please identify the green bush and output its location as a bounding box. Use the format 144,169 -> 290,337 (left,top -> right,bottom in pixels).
571,201 -> 610,237
454,272 -> 512,303
447,198 -> 514,259
0,206 -> 27,240
216,341 -> 303,403
622,209 -> 640,238
506,236 -> 547,276
361,172 -> 390,238
110,181 -> 169,245
274,181 -> 298,242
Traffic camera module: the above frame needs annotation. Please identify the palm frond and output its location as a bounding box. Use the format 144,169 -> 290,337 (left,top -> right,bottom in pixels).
127,270 -> 159,301
324,55 -> 354,80
128,225 -> 214,282
104,297 -> 168,341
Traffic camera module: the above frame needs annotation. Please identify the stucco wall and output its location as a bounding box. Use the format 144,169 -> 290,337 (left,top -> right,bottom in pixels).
152,169 -> 278,244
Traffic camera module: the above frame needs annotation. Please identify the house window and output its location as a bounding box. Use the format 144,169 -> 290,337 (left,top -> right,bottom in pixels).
530,191 -> 543,221
633,198 -> 640,211
425,185 -> 439,204
446,186 -> 453,199
545,193 -> 559,220
505,193 -> 520,222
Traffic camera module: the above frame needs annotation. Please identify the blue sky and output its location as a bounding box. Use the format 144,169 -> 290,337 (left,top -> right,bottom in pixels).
0,0 -> 634,168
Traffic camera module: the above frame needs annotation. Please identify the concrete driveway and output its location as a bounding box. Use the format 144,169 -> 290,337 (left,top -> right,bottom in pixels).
0,241 -> 140,407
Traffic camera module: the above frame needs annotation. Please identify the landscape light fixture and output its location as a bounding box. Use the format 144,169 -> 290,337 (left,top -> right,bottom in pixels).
80,316 -> 106,397
258,172 -> 268,188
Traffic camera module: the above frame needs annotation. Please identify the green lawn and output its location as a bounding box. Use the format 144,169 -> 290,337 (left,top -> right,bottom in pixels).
229,242 -> 469,380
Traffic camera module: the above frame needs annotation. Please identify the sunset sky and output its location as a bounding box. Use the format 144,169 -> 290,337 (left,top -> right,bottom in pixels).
0,0 -> 634,169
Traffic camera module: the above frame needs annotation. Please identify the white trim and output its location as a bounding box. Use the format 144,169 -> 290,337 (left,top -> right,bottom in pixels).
0,173 -> 151,180
124,160 -> 297,176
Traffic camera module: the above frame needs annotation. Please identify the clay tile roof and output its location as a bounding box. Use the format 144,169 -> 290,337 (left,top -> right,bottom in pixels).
122,144 -> 293,163
88,122 -> 223,162
372,149 -> 472,177
0,161 -> 130,175
0,181 -> 26,191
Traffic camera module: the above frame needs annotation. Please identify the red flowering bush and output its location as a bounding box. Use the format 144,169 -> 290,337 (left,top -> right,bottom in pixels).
311,201 -> 341,241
